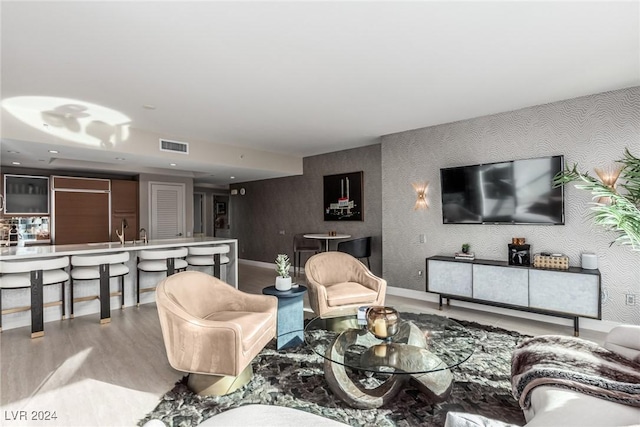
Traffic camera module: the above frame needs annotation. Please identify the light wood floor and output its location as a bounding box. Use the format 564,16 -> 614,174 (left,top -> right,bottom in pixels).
0,263 -> 606,427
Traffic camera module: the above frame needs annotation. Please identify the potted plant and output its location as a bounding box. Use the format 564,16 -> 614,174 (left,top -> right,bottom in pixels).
275,254 -> 292,291
461,243 -> 470,254
554,148 -> 639,251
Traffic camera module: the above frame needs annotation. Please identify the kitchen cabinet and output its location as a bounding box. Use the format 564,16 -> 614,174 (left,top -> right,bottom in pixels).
3,175 -> 49,215
52,176 -> 110,245
110,180 -> 139,242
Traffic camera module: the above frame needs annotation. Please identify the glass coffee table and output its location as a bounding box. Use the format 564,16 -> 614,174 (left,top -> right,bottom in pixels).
304,313 -> 476,409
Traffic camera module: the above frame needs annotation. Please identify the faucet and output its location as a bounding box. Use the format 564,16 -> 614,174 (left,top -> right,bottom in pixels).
139,228 -> 148,244
115,218 -> 128,244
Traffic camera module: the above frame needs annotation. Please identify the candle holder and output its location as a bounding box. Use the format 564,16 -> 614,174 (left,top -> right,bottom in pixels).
366,306 -> 399,341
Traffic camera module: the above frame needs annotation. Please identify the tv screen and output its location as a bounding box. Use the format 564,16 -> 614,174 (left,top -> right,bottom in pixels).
441,155 -> 564,224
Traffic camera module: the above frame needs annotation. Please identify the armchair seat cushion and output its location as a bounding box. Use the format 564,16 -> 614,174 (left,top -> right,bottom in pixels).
204,311 -> 276,352
326,282 -> 378,307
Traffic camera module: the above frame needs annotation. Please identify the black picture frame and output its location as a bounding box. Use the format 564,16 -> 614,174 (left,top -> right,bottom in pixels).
215,202 -> 226,215
323,171 -> 363,221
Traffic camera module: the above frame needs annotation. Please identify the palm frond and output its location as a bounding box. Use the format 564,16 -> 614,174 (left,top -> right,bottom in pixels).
553,149 -> 640,251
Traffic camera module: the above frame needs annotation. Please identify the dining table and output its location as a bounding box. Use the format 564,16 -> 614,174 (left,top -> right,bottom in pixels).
303,233 -> 351,252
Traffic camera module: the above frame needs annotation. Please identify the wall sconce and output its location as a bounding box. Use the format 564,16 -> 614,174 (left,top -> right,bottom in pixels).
412,182 -> 429,210
594,166 -> 622,204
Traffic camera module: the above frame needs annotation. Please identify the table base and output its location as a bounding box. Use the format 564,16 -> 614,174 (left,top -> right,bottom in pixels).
323,322 -> 453,409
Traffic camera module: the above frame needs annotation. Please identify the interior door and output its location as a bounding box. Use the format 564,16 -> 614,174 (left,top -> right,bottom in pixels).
150,183 -> 185,239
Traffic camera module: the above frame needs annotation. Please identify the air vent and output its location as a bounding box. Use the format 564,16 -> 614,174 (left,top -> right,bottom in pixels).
159,139 -> 189,154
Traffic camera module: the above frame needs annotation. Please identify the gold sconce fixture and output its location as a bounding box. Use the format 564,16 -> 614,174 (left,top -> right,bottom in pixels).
412,182 -> 429,210
594,166 -> 622,204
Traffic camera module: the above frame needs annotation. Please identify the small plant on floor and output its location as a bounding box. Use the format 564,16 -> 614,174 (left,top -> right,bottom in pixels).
461,243 -> 470,254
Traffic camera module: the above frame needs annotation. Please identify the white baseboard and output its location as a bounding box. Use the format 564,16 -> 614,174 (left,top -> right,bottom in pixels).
386,286 -> 621,333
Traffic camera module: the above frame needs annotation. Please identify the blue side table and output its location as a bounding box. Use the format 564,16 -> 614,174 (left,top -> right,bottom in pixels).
262,285 -> 308,350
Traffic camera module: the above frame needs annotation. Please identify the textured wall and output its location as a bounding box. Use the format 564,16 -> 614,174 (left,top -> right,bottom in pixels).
381,87 -> 640,324
230,144 -> 383,276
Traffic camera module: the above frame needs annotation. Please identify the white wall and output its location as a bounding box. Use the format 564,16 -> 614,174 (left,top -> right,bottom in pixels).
381,87 -> 640,325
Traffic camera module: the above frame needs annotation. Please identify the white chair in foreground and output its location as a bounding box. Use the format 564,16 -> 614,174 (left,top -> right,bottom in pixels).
0,256 -> 69,338
70,252 -> 130,323
137,247 -> 188,306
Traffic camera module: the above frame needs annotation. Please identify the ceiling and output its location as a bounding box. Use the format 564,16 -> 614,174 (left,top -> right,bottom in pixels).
1,1 -> 638,185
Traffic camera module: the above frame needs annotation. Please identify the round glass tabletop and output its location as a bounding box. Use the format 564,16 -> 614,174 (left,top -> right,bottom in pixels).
304,312 -> 476,375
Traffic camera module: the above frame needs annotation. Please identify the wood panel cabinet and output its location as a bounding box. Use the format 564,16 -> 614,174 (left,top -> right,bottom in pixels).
52,177 -> 110,245
110,180 -> 139,242
426,256 -> 601,335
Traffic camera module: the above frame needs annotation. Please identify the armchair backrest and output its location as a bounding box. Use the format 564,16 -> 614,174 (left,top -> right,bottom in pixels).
157,271 -> 243,319
305,251 -> 368,285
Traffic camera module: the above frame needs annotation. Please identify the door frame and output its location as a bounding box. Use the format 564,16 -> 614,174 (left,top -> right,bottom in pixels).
193,191 -> 206,236
148,181 -> 186,239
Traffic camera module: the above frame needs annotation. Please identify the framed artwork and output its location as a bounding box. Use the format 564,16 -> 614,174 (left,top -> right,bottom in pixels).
215,202 -> 226,215
323,171 -> 363,221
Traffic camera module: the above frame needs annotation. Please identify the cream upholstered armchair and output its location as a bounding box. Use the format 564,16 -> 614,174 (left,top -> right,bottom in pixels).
156,271 -> 277,396
305,252 -> 386,318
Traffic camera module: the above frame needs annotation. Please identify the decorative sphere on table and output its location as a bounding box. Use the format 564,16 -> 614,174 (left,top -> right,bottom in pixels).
366,306 -> 399,340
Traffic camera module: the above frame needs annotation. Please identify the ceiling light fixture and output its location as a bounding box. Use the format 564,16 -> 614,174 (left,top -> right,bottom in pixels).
7,150 -> 20,154
48,150 -> 59,154
230,176 -> 235,179
170,163 -> 177,166
12,161 -> 21,165
143,104 -> 156,110
115,157 -> 125,161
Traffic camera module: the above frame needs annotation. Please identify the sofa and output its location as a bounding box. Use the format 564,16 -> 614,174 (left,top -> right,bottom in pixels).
446,325 -> 640,427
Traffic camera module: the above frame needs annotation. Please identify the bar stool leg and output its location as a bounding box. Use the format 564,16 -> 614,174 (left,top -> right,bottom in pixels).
30,270 -> 44,339
120,276 -> 125,309
61,280 -> 66,320
99,264 -> 111,324
70,276 -> 75,318
136,263 -> 141,307
213,254 -> 221,279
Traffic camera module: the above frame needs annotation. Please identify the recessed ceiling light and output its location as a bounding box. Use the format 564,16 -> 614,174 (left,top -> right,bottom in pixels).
7,150 -> 19,154
143,104 -> 156,110
115,157 -> 125,161
170,163 -> 177,166
48,150 -> 59,154
230,176 -> 235,179
12,161 -> 21,165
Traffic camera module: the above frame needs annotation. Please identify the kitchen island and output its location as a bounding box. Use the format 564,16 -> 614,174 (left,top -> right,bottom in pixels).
0,237 -> 238,333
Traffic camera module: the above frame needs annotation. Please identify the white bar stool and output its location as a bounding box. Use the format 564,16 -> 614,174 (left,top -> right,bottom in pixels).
186,245 -> 230,279
70,252 -> 130,324
0,256 -> 69,338
137,247 -> 188,306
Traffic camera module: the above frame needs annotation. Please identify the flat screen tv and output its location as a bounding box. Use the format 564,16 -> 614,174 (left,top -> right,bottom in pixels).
440,155 -> 564,225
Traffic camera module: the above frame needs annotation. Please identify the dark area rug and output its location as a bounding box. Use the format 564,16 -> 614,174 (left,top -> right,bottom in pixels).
140,312 -> 529,427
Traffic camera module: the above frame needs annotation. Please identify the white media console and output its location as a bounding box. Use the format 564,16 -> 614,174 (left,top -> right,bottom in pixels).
426,256 -> 601,336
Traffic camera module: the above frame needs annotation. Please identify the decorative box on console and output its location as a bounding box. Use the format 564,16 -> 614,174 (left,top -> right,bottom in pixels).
533,254 -> 569,270
508,244 -> 531,266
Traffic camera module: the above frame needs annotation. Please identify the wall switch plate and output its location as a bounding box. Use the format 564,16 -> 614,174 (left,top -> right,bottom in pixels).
418,270 -> 423,277
419,234 -> 425,243
279,230 -> 285,235
625,294 -> 637,305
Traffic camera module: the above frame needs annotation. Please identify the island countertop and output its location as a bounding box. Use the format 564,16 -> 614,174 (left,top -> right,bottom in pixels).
0,236 -> 237,260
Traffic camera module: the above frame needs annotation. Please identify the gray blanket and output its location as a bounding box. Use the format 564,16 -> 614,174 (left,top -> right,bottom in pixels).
511,335 -> 640,409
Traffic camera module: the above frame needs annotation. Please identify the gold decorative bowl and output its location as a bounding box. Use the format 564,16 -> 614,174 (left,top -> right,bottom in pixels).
366,306 -> 400,340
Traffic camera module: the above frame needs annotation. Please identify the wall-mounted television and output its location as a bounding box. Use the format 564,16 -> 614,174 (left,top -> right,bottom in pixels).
440,155 -> 564,225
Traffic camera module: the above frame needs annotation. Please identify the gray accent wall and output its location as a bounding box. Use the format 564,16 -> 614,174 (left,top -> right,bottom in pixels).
230,144 -> 383,276
381,87 -> 640,324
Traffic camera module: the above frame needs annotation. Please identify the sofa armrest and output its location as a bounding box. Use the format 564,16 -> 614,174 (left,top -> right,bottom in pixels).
604,325 -> 640,361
